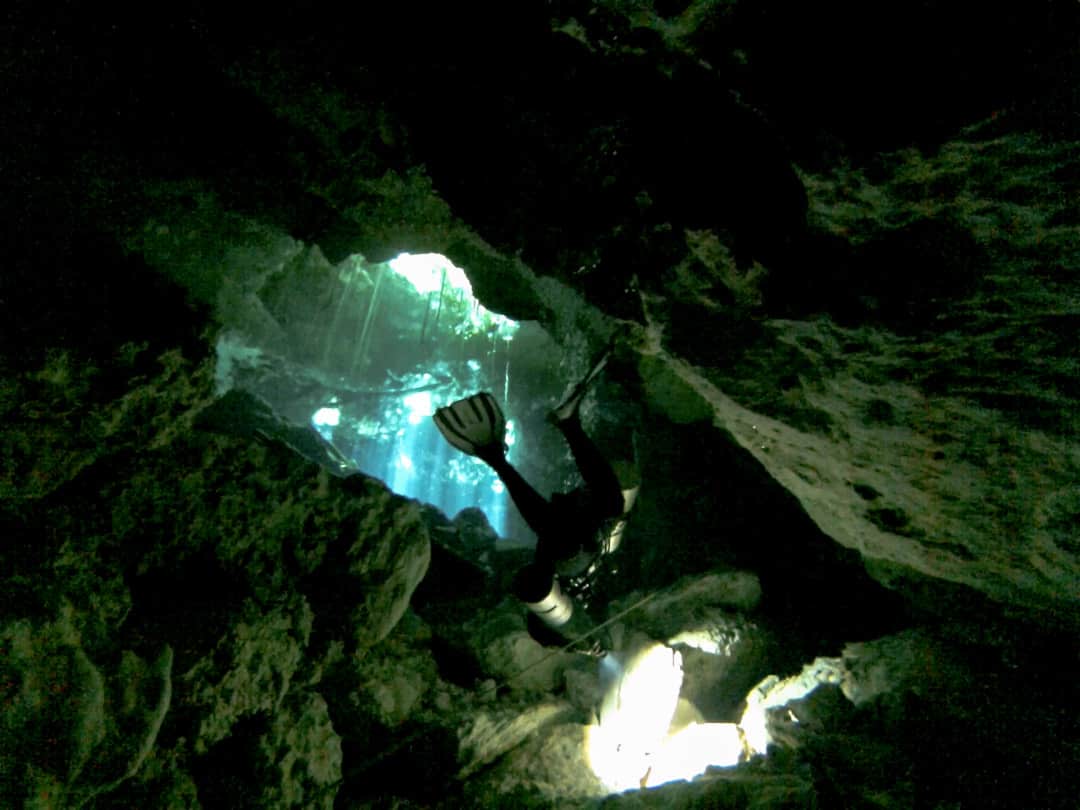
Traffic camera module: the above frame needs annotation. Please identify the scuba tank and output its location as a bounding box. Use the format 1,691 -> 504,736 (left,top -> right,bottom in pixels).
560,483 -> 641,610
514,563 -> 608,656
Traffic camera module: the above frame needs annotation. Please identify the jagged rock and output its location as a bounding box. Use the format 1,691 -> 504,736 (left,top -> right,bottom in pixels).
576,766 -> 818,810
255,690 -> 343,810
457,701 -> 573,780
110,363 -> 431,650
185,594 -> 314,752
612,572 -> 763,638
451,506 -> 499,567
341,612 -> 440,730
123,752 -> 203,810
740,654 -> 852,757
734,626 -> 1080,808
669,613 -> 776,722
0,613 -> 172,809
839,629 -> 960,708
642,134 -> 1080,624
354,655 -> 433,729
740,628 -> 981,750
605,571 -> 772,711
453,593 -> 606,697
472,626 -> 574,695
468,721 -> 605,802
333,476 -> 433,649
72,645 -> 174,807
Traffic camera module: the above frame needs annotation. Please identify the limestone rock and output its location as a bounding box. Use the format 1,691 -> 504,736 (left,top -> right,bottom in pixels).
740,654 -> 850,757
669,613 -> 776,722
256,690 -> 343,810
185,595 -> 313,752
451,506 -> 499,568
341,617 -> 440,730
613,572 -> 764,638
574,767 -> 818,809
457,700 -> 573,780
649,134 -> 1080,623
473,630 -> 576,696
0,614 -> 172,809
335,475 -> 432,649
468,721 -> 606,802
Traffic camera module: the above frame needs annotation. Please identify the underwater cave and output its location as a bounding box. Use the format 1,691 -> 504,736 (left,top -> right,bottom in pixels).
211,249 -> 572,541
3,3 -> 1080,809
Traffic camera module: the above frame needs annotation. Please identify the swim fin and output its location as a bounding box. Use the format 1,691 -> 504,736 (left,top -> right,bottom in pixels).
433,392 -> 507,456
550,342 -> 613,424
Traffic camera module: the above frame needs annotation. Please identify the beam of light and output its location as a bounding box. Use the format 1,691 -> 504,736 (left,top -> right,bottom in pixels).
220,247 -> 542,540
586,644 -> 685,792
323,385 -> 519,536
586,643 -> 745,793
307,252 -> 530,537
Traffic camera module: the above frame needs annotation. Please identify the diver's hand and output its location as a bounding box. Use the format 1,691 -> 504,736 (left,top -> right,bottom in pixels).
433,392 -> 507,457
474,442 -> 508,467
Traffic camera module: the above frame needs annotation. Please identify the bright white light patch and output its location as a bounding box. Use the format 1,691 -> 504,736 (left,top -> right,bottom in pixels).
646,722 -> 743,787
389,252 -> 473,296
587,643 -> 745,793
402,390 -> 434,425
312,407 -> 341,427
586,644 -> 684,792
387,252 -> 519,341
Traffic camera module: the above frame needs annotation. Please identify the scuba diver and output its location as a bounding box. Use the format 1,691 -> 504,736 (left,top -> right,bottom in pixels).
432,345 -> 636,656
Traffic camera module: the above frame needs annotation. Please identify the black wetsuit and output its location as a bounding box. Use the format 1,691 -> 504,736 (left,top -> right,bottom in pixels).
481,410 -> 624,656
483,412 -> 624,571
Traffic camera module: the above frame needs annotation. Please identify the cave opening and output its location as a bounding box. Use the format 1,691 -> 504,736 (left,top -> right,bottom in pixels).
214,250 -> 576,542
198,242 -> 929,800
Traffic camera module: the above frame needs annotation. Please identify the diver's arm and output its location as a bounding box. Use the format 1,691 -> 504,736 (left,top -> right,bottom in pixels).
481,450 -> 553,536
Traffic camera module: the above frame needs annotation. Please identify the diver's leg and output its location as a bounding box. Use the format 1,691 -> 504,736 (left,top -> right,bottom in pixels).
481,451 -> 554,536
556,413 -> 625,519
550,343 -> 613,423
